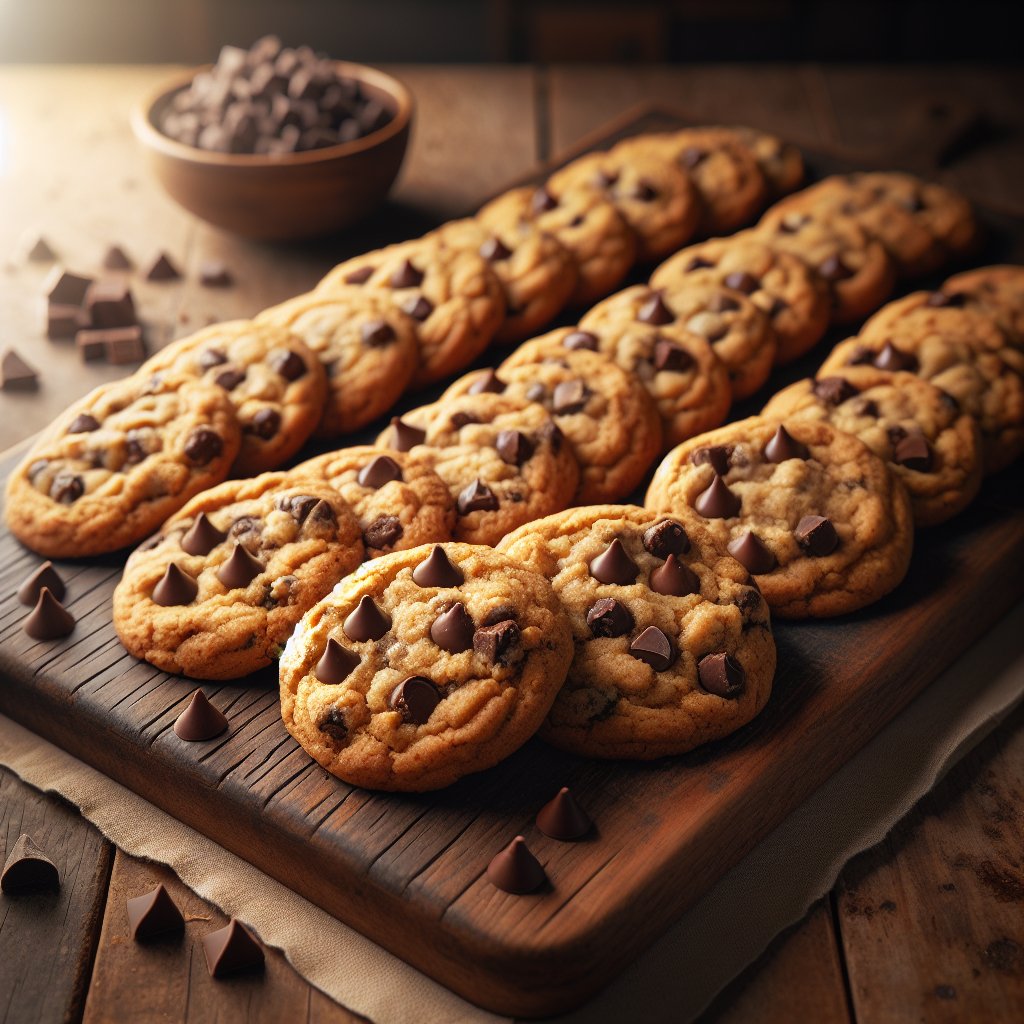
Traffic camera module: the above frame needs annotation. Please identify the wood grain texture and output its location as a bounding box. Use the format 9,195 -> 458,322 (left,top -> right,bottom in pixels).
0,767 -> 113,1024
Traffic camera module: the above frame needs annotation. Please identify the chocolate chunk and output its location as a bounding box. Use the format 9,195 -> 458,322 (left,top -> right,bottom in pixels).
214,367 -> 246,390
357,455 -> 402,489
926,290 -> 967,308
894,433 -> 933,471
468,369 -> 506,395
723,271 -> 759,294
270,349 -> 308,380
127,884 -> 184,941
198,347 -> 228,371
480,236 -> 512,262
649,555 -> 700,596
763,424 -> 810,463
315,638 -> 359,684
473,619 -> 522,665
390,258 -> 424,288
795,514 -> 838,556
181,512 -> 227,556
144,252 -> 181,282
449,411 -> 480,429
359,319 -> 396,347
873,342 -> 918,372
217,543 -> 264,589
697,652 -> 745,697
344,595 -> 391,641
27,237 -> 56,262
642,519 -> 690,558
101,244 -> 131,271
818,254 -> 853,281
152,563 -> 199,606
844,344 -> 875,367
679,146 -> 707,168
413,545 -> 464,587
495,429 -> 534,466
363,515 -> 403,549
487,836 -> 546,894
400,294 -> 434,321
690,445 -> 732,476
202,919 -> 265,978
851,397 -> 879,417
1,834 -> 59,893
49,472 -> 84,504
653,338 -> 693,372
562,330 -> 598,351
588,538 -> 639,585
18,561 -> 65,606
246,408 -> 281,440
637,292 -> 674,325
727,531 -> 776,573
183,426 -> 224,465
230,514 -> 263,539
531,188 -> 557,214
75,329 -> 107,362
812,376 -> 858,405
457,479 -> 499,515
104,326 -> 146,365
525,383 -> 546,402
536,787 -> 592,841
552,379 -> 590,414
318,706 -> 348,741
45,268 -> 92,305
199,261 -> 233,287
0,349 -> 38,390
173,689 -> 229,742
68,413 -> 101,434
628,626 -> 677,671
430,604 -> 475,653
344,265 -> 374,284
389,416 -> 426,451
47,303 -> 87,340
586,598 -> 634,637
86,281 -> 137,328
694,474 -> 741,518
22,587 -> 75,640
389,676 -> 441,724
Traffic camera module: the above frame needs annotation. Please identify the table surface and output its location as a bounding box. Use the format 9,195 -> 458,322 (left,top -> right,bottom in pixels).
0,62 -> 1022,1023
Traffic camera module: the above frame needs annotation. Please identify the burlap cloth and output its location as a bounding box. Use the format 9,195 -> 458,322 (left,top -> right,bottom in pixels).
1,602 -> 1021,1024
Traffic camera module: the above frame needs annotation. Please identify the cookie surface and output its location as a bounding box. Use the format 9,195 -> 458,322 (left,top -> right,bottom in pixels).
257,288 -> 418,438
645,416 -> 914,618
762,368 -> 983,526
5,373 -> 240,558
941,265 -> 1024,346
498,504 -> 775,760
728,126 -> 804,198
290,446 -> 455,558
113,474 -> 364,680
279,542 -> 574,791
140,319 -> 327,474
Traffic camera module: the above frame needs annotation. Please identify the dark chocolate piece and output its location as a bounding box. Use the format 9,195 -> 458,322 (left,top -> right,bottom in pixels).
457,479 -> 499,514
45,268 -> 92,305
628,626 -> 677,671
23,587 -> 75,640
486,836 -> 546,894
68,413 -> 100,434
202,919 -> 265,978
389,416 -> 426,451
467,369 -> 505,395
102,245 -> 132,271
586,597 -> 634,637
400,294 -> 433,321
181,512 -> 227,556
818,254 -> 853,281
17,561 -> 65,606
531,188 -> 557,213
873,342 -> 918,372
360,319 -> 396,347
413,545 -> 464,587
183,427 -> 223,465
642,519 -> 690,558
649,555 -> 700,596
727,531 -> 776,573
430,604 -> 475,653
126,884 -> 184,941
690,445 -> 732,476
357,455 -> 402,489
812,376 -> 858,405
473,619 -> 522,665
495,429 -> 533,466
152,563 -> 198,606
174,689 -> 229,741
344,595 -> 391,641
246,408 -> 281,440
552,379 -> 589,414
894,433 -> 933,471
1,834 -> 59,893
723,271 -> 760,294
390,259 -> 424,289
315,638 -> 359,685
389,676 -> 440,724
763,424 -> 810,463
562,330 -> 598,351
103,326 -> 146,365
653,338 -> 692,372
536,787 -> 592,841
588,538 -> 639,585
215,367 -> 246,391
47,303 -> 87,339
0,349 -> 38,390
217,543 -> 264,589
144,252 -> 181,282
794,515 -> 838,556
480,236 -> 512,262
697,652 -> 745,697
637,292 -> 674,325
693,474 -> 741,518
49,473 -> 84,503
27,237 -> 56,262
85,280 -> 136,328
363,515 -> 403,549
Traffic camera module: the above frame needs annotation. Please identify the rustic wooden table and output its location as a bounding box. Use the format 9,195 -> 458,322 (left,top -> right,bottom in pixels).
0,63 -> 1021,1023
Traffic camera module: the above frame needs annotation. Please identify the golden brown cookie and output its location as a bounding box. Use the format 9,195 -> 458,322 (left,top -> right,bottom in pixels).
941,265 -> 1024,347
729,126 -> 805,198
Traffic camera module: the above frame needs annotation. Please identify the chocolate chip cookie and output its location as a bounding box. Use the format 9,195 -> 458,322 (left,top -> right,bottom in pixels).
445,342 -> 663,503
141,319 -> 327,474
729,126 -> 805,198
762,368 -> 983,526
377,392 -> 580,546
279,542 -> 574,790
650,232 -> 831,364
5,373 -> 241,559
290,446 -> 456,557
941,265 -> 1024,347
497,504 -> 775,759
114,474 -> 364,680
257,288 -> 419,437
645,416 -> 914,618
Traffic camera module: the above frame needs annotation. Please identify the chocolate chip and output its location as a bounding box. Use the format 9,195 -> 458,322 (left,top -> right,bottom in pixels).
318,706 -> 348,740
457,479 -> 499,514
818,255 -> 853,281
562,330 -> 598,351
45,269 -> 92,305
629,626 -> 677,671
846,346 -> 875,367
315,638 -> 359,684
727,531 -> 776,573
812,376 -> 859,405
18,562 -> 65,606
535,788 -> 592,841
183,427 -> 224,465
214,367 -> 247,390
152,563 -> 198,606
22,586 -> 75,640
482,605 -> 517,627
531,187 -> 558,213
344,266 -> 374,284
697,652 -> 745,697
851,398 -> 879,417
389,676 -> 440,724
679,146 -> 706,168
552,379 -> 590,414
763,424 -> 810,463
390,259 -> 424,288
449,411 -> 480,429
357,455 -> 402,489
173,689 -> 228,741
642,519 -> 690,558
653,338 -> 693,372
85,280 -> 137,328
1,835 -> 59,893
487,836 -> 546,894
181,512 -> 227,555
723,271 -> 759,294
468,369 -> 505,395
202,920 -> 264,979
363,515 -> 403,549
246,408 -> 281,440
270,349 -> 308,380
586,598 -> 634,637
217,543 -> 264,589
413,545 -> 464,587
199,261 -> 233,288
430,604 -> 475,653
894,433 -> 933,471
480,236 -> 512,261
50,473 -> 84,504
873,342 -> 918,372
588,538 -> 639,585
67,413 -> 101,434
401,295 -> 434,321
358,319 -> 396,347
305,499 -> 336,528
706,292 -> 740,314
230,515 -> 263,540
275,493 -> 319,523
690,445 -> 732,476
344,595 -> 391,641
926,290 -> 967,308
47,303 -> 86,340
473,619 -> 522,665
538,419 -> 564,451
694,474 -> 741,518
144,252 -> 180,282
649,555 -> 700,596
525,383 -> 547,402
27,459 -> 49,483
389,416 -> 426,451
27,237 -> 56,262
198,347 -> 228,371
126,884 -> 184,941
795,515 -> 838,556
637,292 -> 674,325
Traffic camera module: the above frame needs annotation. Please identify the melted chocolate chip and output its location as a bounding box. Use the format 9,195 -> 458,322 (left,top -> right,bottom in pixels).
198,348 -> 228,371
413,545 -> 464,587
894,433 -> 933,471
812,376 -> 859,405
694,474 -> 741,518
270,350 -> 308,380
697,652 -> 745,697
389,416 -> 426,451
389,676 -> 440,724
763,425 -> 810,463
851,398 -> 879,417
181,512 -> 227,556
50,473 -> 84,504
631,178 -> 658,201
589,538 -> 639,585
457,479 -> 499,514
363,515 -> 403,549
152,563 -> 198,606
687,256 -> 715,271
551,379 -> 589,414
642,519 -> 690,558
538,420 -> 564,451
926,290 -> 967,309
794,515 -> 838,556
275,493 -> 320,523
690,445 -> 732,476
318,706 -> 348,740
706,292 -> 740,314
637,292 -> 674,325
214,367 -> 247,391
723,271 -> 759,294
247,408 -> 281,440
401,295 -> 434,321
230,515 -> 263,539
357,455 -> 403,489
468,369 -> 505,395
629,626 -> 677,671
482,604 -> 517,627
68,413 -> 100,434
649,555 -> 699,596
653,338 -> 693,372
727,531 -> 776,573
184,427 -> 224,465
480,236 -> 512,262
343,595 -> 391,641
473,619 -> 522,665
562,330 -> 598,351
315,638 -> 359,684
359,320 -> 396,347
873,342 -> 918,372
430,603 -> 475,653
586,598 -> 634,638
390,258 -> 424,289
217,543 -> 264,589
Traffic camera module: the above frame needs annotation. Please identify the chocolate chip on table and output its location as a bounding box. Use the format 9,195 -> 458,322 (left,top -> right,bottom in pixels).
357,454 -> 402,489
400,294 -> 434,321
48,303 -> 88,339
18,561 -> 66,606
102,327 -> 146,364
0,348 -> 39,390
431,604 -> 475,653
642,519 -> 689,558
468,369 -> 505,395
49,472 -> 84,504
552,379 -> 590,414
479,236 -> 512,262
894,433 -> 934,471
629,626 -> 677,671
318,706 -> 348,740
413,545 -> 464,587
363,515 -> 403,549
586,597 -> 634,637
143,252 -> 181,282
536,787 -> 592,841
812,376 -> 859,406
694,474 -> 741,519
202,919 -> 265,979
173,689 -> 229,741
217,543 -> 264,589
763,424 -> 810,463
359,319 -> 396,347
315,637 -> 359,684
697,652 -> 745,697
344,595 -> 391,642
199,261 -> 233,287
181,512 -> 228,556
457,479 -> 499,515
473,619 -> 522,665
126,884 -> 185,941
653,338 -> 692,372
23,586 -> 76,640
689,445 -> 732,476
26,237 -> 56,262
589,538 -> 639,585
649,555 -> 700,596
1,834 -> 60,893
389,676 -> 441,724
85,280 -> 137,328
795,515 -> 838,556
388,416 -> 426,452
45,268 -> 92,306
246,408 -> 281,440
102,245 -> 132,271
152,563 -> 199,606
637,292 -> 674,325
495,429 -> 534,466
727,531 -> 776,574
183,426 -> 224,464
487,836 -> 546,894
562,330 -> 598,351
873,341 -> 918,372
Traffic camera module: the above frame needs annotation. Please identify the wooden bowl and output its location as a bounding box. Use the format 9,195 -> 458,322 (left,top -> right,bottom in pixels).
131,62 -> 412,241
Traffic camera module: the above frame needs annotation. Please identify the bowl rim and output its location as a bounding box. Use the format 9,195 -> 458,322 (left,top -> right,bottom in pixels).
131,59 -> 413,167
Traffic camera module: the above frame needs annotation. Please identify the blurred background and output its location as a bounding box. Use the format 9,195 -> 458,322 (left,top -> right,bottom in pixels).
3,0 -> 1023,64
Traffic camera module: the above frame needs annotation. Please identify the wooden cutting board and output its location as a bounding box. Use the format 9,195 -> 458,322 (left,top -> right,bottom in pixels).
1,107 -> 1022,1018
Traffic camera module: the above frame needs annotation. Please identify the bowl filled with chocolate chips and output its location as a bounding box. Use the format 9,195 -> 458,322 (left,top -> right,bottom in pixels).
132,36 -> 413,240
